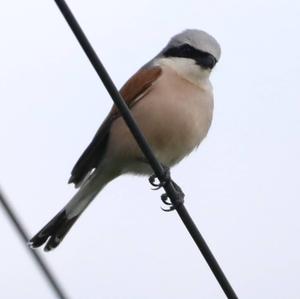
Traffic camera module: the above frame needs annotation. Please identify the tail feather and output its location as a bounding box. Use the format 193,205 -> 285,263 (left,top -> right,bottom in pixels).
29,210 -> 79,251
29,166 -> 116,251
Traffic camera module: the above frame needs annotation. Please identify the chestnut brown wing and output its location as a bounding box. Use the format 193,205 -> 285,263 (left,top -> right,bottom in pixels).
68,66 -> 162,187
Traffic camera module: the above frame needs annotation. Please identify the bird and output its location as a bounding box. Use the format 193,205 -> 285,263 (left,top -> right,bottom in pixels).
29,29 -> 221,251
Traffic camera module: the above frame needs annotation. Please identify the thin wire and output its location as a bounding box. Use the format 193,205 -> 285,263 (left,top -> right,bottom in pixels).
0,188 -> 69,299
53,1 -> 239,298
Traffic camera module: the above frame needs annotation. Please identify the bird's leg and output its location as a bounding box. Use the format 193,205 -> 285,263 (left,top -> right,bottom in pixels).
148,165 -> 185,211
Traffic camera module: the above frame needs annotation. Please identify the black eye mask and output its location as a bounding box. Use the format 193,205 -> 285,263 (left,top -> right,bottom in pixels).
163,43 -> 217,69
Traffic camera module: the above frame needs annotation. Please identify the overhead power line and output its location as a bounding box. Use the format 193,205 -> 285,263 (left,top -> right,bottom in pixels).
0,189 -> 69,299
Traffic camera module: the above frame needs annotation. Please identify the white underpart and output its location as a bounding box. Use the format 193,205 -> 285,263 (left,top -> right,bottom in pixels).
155,57 -> 212,88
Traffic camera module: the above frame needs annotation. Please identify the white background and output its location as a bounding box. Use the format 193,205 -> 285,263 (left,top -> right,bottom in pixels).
0,0 -> 299,298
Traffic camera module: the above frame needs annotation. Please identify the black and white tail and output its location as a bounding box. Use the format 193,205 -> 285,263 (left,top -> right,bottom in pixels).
29,210 -> 80,251
29,169 -> 114,251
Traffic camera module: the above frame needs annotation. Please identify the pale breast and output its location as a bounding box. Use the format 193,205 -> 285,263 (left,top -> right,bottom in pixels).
107,65 -> 214,173
131,66 -> 214,166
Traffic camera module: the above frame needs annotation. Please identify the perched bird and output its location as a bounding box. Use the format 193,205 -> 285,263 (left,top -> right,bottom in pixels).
29,29 -> 221,251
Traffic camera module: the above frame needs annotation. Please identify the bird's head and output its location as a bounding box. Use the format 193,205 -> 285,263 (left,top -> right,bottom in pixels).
156,29 -> 221,82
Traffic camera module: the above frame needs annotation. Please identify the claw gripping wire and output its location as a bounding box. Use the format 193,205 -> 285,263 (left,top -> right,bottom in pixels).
148,168 -> 185,212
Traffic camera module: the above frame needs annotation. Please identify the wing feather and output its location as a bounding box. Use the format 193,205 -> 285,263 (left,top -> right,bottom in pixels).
68,66 -> 162,187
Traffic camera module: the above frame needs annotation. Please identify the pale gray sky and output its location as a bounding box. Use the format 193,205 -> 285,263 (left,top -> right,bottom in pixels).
0,0 -> 300,298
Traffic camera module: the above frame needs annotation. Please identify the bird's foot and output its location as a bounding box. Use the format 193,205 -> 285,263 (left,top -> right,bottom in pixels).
148,166 -> 184,212
148,165 -> 171,190
160,181 -> 185,212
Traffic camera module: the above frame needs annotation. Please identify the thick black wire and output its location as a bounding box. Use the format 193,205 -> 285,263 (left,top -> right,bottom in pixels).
53,1 -> 239,298
0,189 -> 69,299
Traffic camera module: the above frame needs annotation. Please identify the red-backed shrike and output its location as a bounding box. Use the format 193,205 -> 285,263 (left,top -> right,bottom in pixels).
30,29 -> 221,251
